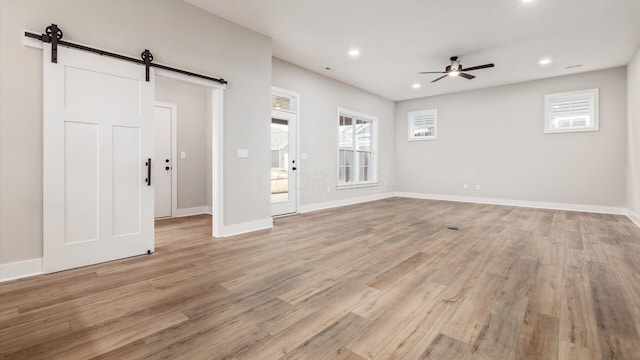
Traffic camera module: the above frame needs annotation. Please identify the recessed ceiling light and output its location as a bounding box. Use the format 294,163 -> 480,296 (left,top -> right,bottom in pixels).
539,58 -> 552,65
448,70 -> 460,77
348,49 -> 360,57
522,0 -> 535,3
412,83 -> 421,89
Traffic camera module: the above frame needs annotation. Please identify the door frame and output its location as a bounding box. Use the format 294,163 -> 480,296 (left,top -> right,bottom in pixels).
154,101 -> 178,218
155,70 -> 225,237
271,86 -> 301,216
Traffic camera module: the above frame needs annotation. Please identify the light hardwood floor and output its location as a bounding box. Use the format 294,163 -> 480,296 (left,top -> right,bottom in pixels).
1,198 -> 640,359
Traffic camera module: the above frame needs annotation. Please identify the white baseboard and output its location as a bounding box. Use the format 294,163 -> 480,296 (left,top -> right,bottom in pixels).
222,218 -> 273,237
0,258 -> 43,283
299,192 -> 395,214
627,209 -> 640,227
395,192 -> 627,215
175,206 -> 212,217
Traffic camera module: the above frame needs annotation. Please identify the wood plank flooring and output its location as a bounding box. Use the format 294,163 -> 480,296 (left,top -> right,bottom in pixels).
1,197 -> 640,359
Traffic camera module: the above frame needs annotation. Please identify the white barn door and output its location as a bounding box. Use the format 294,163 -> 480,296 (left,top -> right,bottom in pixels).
43,45 -> 155,273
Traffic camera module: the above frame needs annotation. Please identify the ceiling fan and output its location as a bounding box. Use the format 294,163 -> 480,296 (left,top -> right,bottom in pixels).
420,56 -> 495,83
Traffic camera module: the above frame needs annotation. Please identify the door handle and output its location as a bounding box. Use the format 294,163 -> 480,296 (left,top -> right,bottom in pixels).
145,158 -> 151,186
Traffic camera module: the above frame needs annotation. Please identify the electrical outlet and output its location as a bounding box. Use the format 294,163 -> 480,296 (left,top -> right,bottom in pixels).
237,149 -> 248,158
476,185 -> 481,190
463,184 -> 468,189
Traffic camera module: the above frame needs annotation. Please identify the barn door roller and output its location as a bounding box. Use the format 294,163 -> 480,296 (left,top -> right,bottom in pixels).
24,23 -> 227,84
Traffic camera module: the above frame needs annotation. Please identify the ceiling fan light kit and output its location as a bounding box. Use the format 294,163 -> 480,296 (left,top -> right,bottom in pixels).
420,56 -> 495,83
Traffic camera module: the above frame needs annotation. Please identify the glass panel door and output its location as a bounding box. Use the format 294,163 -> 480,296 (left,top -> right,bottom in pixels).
271,118 -> 289,203
271,110 -> 297,216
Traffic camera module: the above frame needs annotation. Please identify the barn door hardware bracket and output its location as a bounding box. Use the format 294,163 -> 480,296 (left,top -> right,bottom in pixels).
26,24 -> 64,63
24,23 -> 228,85
46,24 -> 63,63
141,50 -> 153,82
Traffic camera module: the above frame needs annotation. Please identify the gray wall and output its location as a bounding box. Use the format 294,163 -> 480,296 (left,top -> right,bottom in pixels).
629,48 -> 640,216
395,67 -> 628,207
155,77 -> 211,209
0,0 -> 635,267
0,0 -> 272,264
272,58 -> 395,206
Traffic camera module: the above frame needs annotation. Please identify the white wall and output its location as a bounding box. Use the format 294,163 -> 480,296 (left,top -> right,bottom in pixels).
155,77 -> 211,210
272,58 -> 396,207
395,67 -> 628,208
0,0 -> 272,265
628,48 -> 640,220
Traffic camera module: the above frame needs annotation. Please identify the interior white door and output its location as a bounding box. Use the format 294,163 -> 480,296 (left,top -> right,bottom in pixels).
271,110 -> 297,216
43,45 -> 154,273
153,103 -> 175,218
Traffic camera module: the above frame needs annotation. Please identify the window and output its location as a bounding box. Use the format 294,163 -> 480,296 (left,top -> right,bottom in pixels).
408,109 -> 438,140
338,109 -> 377,188
272,90 -> 297,112
545,88 -> 599,134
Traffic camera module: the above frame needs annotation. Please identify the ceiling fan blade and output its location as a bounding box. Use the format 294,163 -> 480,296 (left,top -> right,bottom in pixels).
419,71 -> 446,74
461,63 -> 495,72
431,74 -> 448,83
459,72 -> 476,80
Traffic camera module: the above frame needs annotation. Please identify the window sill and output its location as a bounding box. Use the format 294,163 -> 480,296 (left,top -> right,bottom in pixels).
408,136 -> 438,141
544,127 -> 599,134
336,182 -> 378,190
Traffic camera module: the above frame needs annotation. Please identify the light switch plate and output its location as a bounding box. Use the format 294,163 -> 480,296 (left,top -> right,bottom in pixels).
237,149 -> 249,158
300,153 -> 308,160
181,151 -> 186,159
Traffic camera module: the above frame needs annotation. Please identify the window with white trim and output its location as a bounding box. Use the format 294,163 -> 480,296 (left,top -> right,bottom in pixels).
544,88 -> 599,134
272,90 -> 297,112
408,109 -> 438,140
338,109 -> 378,188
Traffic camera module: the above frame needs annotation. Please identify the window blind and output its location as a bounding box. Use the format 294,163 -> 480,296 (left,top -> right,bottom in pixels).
548,94 -> 593,129
408,109 -> 437,140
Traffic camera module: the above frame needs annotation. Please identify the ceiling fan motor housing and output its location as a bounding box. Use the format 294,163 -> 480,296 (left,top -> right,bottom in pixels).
450,56 -> 461,71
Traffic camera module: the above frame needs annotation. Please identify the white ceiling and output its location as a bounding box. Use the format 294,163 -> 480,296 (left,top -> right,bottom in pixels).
185,0 -> 640,101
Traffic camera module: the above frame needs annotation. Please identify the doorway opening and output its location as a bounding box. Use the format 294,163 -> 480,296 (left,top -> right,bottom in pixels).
154,77 -> 210,220
155,70 -> 225,237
